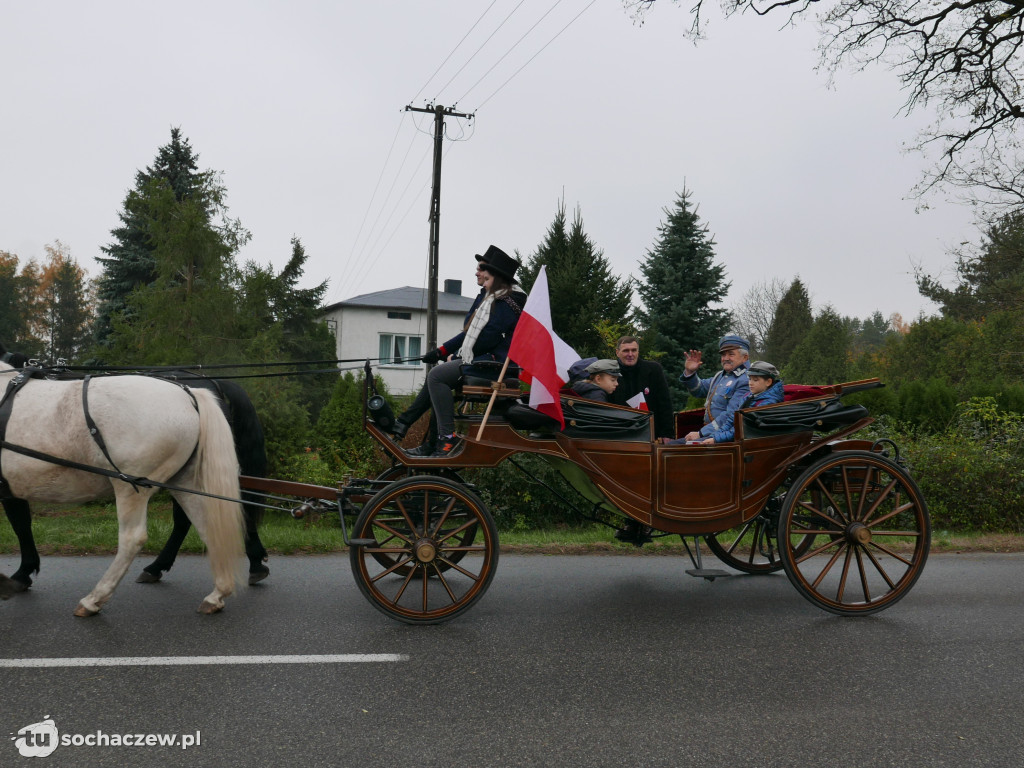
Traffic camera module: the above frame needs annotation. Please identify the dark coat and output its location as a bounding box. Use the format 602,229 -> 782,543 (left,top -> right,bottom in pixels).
570,379 -> 611,402
609,358 -> 675,439
440,287 -> 526,363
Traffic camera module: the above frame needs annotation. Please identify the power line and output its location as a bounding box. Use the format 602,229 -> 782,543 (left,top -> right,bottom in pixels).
476,0 -> 599,109
431,0 -> 529,101
408,0 -> 501,104
456,0 -> 568,105
338,119 -> 425,295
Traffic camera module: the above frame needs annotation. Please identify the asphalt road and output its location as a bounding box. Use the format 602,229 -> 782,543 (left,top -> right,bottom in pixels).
1,552 -> 1022,768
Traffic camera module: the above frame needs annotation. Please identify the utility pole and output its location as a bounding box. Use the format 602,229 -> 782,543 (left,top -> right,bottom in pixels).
404,103 -> 474,352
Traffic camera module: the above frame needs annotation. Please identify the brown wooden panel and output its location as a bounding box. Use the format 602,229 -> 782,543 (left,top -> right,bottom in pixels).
654,444 -> 741,521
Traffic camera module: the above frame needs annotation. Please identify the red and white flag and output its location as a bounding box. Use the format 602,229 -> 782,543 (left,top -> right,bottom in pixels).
507,266 -> 579,429
626,391 -> 649,412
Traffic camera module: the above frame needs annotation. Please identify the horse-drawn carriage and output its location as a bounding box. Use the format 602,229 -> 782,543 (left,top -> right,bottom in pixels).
254,362 -> 930,624
0,350 -> 930,624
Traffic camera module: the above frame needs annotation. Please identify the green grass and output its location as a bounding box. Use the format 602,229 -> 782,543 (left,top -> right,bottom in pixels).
2,499 -> 1021,557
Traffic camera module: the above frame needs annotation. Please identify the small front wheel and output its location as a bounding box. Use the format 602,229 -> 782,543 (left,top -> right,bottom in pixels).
349,476 -> 498,624
777,451 -> 930,616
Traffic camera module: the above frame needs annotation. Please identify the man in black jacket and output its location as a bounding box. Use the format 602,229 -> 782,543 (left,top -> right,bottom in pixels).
609,336 -> 674,441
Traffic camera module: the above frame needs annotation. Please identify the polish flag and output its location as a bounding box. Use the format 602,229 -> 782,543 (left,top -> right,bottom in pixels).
626,391 -> 649,412
507,266 -> 578,429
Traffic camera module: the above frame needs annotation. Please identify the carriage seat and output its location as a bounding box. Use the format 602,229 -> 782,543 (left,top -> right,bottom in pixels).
504,398 -> 651,442
457,360 -> 522,402
742,397 -> 868,438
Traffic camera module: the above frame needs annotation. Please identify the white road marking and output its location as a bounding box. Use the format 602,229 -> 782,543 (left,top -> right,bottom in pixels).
0,654 -> 408,668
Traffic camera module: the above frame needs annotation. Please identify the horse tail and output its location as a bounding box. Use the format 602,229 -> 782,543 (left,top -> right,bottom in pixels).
192,388 -> 246,590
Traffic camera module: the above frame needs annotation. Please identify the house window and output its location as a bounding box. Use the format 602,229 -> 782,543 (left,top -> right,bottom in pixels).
379,333 -> 422,365
387,311 -> 412,320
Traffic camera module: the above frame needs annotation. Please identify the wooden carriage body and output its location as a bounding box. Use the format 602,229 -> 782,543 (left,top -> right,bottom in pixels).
363,379 -> 875,536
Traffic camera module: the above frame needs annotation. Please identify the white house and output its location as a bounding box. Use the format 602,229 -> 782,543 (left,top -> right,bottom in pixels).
321,279 -> 474,395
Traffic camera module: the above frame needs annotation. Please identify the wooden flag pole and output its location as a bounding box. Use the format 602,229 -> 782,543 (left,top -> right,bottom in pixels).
476,356 -> 511,441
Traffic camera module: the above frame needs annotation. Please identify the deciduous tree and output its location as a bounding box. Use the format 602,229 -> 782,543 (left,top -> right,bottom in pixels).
628,0 -> 1024,209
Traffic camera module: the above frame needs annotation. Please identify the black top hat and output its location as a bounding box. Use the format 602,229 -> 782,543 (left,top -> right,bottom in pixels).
475,245 -> 519,283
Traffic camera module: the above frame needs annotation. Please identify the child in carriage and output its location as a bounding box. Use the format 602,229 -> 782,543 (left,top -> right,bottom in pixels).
570,359 -> 621,403
707,360 -> 785,443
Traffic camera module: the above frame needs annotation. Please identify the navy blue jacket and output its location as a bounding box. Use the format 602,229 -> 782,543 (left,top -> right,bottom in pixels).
713,379 -> 785,442
680,363 -> 751,442
439,288 -> 525,363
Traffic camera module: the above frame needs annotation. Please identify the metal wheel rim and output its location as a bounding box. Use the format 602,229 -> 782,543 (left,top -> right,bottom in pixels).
778,451 -> 930,616
350,476 -> 498,624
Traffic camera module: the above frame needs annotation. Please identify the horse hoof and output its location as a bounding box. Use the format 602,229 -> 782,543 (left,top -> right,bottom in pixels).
197,600 -> 223,614
248,567 -> 270,585
136,570 -> 162,583
0,574 -> 27,599
74,602 -> 99,617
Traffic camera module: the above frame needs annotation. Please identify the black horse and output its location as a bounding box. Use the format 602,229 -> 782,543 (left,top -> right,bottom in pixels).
0,346 -> 270,597
136,372 -> 271,586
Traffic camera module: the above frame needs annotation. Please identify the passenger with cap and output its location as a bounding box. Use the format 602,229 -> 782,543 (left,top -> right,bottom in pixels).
710,361 -> 785,443
392,245 -> 526,458
677,334 -> 752,443
570,359 -> 621,403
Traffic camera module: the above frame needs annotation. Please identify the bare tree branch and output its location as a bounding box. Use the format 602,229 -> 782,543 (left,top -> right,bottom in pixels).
625,0 -> 1024,210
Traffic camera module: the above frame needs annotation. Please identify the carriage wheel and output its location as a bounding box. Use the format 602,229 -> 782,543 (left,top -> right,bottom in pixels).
705,513 -> 786,574
706,497 -> 815,575
777,451 -> 930,616
368,466 -> 473,576
349,475 -> 499,624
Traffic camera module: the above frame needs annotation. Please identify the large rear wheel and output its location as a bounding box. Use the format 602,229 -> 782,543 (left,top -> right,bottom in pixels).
777,451 -> 930,616
349,475 -> 498,624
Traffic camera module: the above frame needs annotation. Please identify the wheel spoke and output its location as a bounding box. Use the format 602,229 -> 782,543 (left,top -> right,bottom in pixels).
429,496 -> 458,536
854,545 -> 871,602
372,518 -> 415,546
809,542 -> 848,589
368,553 -> 415,583
778,452 -> 930,616
859,476 -> 900,523
861,545 -> 898,590
350,476 -> 499,624
835,546 -> 854,603
866,540 -> 915,568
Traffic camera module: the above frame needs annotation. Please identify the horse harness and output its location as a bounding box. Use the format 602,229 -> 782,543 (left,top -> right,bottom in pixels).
0,367 -> 200,500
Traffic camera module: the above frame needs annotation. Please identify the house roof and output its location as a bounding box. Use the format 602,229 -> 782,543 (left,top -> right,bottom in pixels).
323,286 -> 474,314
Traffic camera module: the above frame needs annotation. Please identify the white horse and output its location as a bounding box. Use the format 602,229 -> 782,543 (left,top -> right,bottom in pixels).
0,362 -> 245,615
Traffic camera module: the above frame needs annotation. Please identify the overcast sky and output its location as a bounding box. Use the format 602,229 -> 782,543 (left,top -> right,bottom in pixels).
1,1 -> 981,326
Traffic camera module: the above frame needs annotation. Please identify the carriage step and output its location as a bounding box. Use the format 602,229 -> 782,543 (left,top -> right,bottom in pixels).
685,568 -> 731,581
348,539 -> 377,547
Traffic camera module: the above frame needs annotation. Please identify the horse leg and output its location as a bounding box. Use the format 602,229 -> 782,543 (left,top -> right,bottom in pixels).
136,500 -> 191,583
243,493 -> 270,585
172,490 -> 244,614
1,498 -> 40,597
75,490 -> 152,617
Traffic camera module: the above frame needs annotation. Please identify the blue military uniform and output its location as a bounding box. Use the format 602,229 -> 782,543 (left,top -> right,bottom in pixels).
679,334 -> 751,443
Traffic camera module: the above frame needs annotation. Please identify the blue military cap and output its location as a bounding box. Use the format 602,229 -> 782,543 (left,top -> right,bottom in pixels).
719,334 -> 750,353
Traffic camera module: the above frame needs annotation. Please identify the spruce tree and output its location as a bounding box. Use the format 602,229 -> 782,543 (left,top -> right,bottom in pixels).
94,128 -> 250,364
763,277 -> 813,369
520,200 -> 632,357
784,306 -> 852,384
634,187 -> 731,399
94,127 -> 232,349
917,209 -> 1024,320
